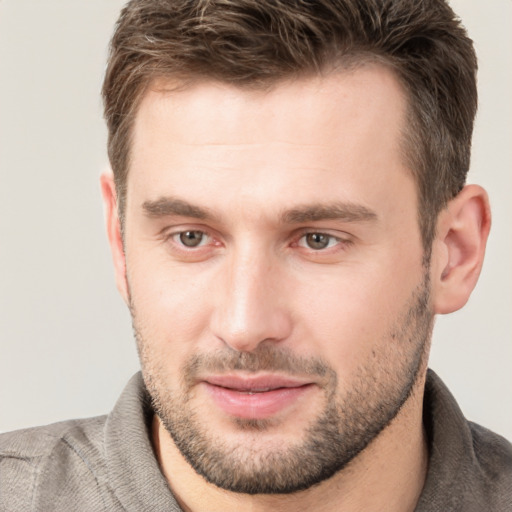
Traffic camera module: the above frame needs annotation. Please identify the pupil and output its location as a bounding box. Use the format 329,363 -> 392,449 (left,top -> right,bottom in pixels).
180,231 -> 203,247
307,233 -> 329,249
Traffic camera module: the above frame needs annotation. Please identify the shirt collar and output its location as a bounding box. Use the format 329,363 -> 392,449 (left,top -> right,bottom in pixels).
105,372 -> 181,511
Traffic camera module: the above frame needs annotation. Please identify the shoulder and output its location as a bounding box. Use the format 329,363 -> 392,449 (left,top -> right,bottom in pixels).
419,370 -> 512,511
0,415 -> 107,462
0,416 -> 107,511
469,421 -> 512,493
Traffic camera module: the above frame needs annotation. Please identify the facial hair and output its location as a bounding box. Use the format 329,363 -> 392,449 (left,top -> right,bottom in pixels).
132,272 -> 433,495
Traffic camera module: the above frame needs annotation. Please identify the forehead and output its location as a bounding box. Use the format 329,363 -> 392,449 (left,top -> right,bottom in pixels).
127,65 -> 413,220
133,64 -> 407,147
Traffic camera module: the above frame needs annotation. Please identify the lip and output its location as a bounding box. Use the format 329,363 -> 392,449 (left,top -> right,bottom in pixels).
202,374 -> 315,419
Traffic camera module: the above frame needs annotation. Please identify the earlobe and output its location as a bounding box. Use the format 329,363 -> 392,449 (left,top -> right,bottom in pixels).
100,169 -> 129,304
432,185 -> 491,314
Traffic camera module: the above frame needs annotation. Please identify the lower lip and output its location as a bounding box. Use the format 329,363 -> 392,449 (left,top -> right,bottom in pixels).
203,382 -> 313,419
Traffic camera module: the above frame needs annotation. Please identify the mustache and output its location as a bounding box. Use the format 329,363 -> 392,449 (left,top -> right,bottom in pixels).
182,345 -> 333,383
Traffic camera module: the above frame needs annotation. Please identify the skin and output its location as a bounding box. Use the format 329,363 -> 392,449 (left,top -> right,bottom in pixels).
101,64 -> 491,511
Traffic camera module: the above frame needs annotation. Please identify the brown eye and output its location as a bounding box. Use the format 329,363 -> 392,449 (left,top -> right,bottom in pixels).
304,233 -> 334,250
178,230 -> 205,247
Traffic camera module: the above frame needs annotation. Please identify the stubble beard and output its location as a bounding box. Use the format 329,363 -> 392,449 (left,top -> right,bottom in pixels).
131,272 -> 433,495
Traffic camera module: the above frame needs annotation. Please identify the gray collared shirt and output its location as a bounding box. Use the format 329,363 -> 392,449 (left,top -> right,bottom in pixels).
1,370 -> 511,511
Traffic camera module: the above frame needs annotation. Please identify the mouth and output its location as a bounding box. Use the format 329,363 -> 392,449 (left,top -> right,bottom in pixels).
201,374 -> 315,419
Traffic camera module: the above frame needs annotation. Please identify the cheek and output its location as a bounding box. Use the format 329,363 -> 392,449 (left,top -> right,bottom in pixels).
127,255 -> 216,361
295,261 -> 419,372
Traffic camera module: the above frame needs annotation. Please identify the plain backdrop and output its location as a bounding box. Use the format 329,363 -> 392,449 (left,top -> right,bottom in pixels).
0,1 -> 510,440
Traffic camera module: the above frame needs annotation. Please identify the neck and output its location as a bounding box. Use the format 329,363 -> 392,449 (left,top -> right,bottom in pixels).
152,374 -> 428,512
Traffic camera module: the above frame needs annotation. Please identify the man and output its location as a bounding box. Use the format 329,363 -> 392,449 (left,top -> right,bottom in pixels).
1,0 -> 511,510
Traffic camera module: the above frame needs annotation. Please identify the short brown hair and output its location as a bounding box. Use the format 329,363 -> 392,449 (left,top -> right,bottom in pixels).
102,0 -> 477,253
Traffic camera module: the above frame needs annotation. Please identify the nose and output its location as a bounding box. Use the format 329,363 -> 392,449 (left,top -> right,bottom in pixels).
210,246 -> 293,353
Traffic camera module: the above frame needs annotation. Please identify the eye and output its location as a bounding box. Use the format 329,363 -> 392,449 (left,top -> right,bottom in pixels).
174,230 -> 208,248
299,233 -> 340,250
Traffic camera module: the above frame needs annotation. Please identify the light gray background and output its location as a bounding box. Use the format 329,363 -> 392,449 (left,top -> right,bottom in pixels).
0,1 -> 510,439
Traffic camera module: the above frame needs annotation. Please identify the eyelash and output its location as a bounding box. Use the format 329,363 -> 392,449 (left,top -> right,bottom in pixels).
295,232 -> 348,251
166,228 -> 352,253
169,230 -> 214,248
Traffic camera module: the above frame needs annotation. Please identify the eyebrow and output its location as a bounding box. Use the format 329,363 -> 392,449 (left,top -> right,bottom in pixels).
281,202 -> 378,224
143,197 -> 216,220
142,196 -> 378,224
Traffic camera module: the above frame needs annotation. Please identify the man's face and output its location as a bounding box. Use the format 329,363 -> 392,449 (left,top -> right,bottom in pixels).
122,65 -> 433,493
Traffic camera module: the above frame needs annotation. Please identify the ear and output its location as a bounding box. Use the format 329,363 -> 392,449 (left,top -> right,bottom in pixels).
431,184 -> 491,314
100,169 -> 129,304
